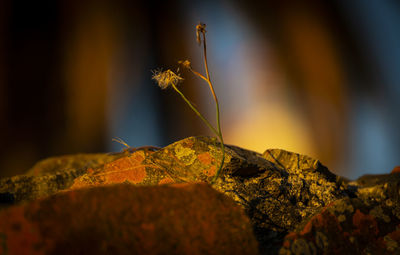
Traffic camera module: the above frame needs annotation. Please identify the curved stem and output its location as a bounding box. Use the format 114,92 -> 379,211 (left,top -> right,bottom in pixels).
190,69 -> 208,83
202,31 -> 219,107
201,30 -> 225,183
171,83 -> 219,136
202,31 -> 211,82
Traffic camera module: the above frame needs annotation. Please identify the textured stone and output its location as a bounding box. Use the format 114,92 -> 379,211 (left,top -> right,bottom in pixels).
0,183 -> 258,255
69,137 -> 350,253
280,196 -> 400,254
280,169 -> 400,254
0,151 -> 131,206
26,152 -> 131,176
215,148 -> 349,253
1,136 -> 399,254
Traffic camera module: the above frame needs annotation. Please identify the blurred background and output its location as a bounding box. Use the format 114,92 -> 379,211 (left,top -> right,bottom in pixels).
0,0 -> 399,179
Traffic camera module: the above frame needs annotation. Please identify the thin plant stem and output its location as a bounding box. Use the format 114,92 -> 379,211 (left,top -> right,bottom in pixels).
171,83 -> 219,136
201,31 -> 218,108
201,30 -> 223,139
200,29 -> 225,183
155,23 -> 225,183
190,69 -> 208,83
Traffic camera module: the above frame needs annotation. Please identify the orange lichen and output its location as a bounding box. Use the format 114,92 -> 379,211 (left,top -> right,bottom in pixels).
391,166 -> 400,174
158,177 -> 175,185
282,239 -> 292,248
70,151 -> 152,188
103,166 -> 147,184
203,165 -> 217,177
101,156 -> 147,184
352,209 -> 378,236
300,219 -> 313,235
197,152 -> 213,165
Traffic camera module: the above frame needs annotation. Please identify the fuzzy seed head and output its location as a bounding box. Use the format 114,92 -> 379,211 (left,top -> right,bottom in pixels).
152,69 -> 183,89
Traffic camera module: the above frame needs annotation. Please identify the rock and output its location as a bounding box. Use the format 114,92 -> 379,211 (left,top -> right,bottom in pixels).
215,148 -> 349,253
0,151 -> 133,206
0,183 -> 259,255
67,137 -> 351,253
280,196 -> 400,254
0,136 -> 276,204
280,170 -> 400,254
1,136 -> 399,254
26,152 -> 131,176
68,149 -> 160,189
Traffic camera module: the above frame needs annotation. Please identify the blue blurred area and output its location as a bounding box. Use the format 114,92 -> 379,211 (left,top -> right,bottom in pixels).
107,67 -> 163,151
338,1 -> 400,177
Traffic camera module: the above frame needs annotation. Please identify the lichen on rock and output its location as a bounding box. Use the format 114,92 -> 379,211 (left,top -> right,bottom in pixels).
1,136 -> 400,254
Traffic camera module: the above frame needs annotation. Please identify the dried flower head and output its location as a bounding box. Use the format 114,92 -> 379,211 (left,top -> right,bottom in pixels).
178,60 -> 192,70
196,22 -> 206,45
152,69 -> 183,89
152,23 -> 225,183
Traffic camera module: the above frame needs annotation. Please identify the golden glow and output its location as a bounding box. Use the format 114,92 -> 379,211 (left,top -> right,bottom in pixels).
224,101 -> 315,155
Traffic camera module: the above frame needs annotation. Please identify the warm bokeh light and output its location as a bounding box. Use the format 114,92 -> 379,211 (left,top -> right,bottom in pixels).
224,101 -> 315,155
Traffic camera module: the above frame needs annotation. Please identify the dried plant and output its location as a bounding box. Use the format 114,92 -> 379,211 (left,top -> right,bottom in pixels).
152,22 -> 225,183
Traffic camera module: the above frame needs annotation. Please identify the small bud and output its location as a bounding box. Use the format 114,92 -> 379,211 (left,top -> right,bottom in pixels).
152,69 -> 183,89
196,22 -> 206,45
178,60 -> 192,70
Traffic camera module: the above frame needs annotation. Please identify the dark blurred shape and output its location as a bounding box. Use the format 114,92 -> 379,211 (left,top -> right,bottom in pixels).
0,0 -> 205,177
1,0 -> 399,179
0,1 -> 65,176
0,192 -> 14,206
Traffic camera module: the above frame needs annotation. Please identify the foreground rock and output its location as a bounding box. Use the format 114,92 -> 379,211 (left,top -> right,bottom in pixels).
0,183 -> 258,255
280,196 -> 400,254
0,136 -> 399,254
280,172 -> 400,254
